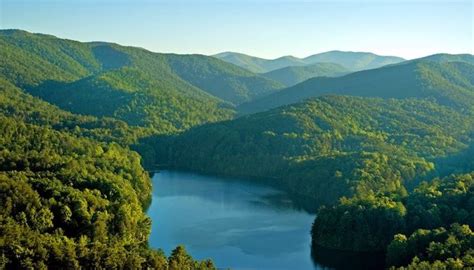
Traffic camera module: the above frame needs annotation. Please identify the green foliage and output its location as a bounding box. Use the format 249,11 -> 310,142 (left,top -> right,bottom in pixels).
0,29 -> 235,133
0,116 -> 154,268
312,196 -> 407,251
168,245 -> 216,270
405,173 -> 474,232
153,96 -> 473,206
312,172 -> 474,268
0,90 -> 217,269
28,67 -> 233,133
0,77 -> 147,144
0,29 -> 218,269
387,224 -> 474,269
0,30 -> 100,87
2,29 -> 473,269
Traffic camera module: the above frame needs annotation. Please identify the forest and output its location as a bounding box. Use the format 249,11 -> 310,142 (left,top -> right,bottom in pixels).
0,30 -> 219,269
152,96 -> 474,207
0,29 -> 473,269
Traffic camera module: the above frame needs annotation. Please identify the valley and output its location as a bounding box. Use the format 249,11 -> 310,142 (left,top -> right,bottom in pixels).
0,29 -> 473,270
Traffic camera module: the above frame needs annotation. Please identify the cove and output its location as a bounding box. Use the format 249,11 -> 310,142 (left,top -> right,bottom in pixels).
147,170 -> 318,270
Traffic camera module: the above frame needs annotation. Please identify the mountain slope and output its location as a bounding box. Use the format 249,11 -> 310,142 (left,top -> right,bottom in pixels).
0,78 -> 216,269
239,58 -> 474,114
27,67 -> 233,133
0,76 -> 147,144
165,54 -> 284,104
262,63 -> 349,86
213,51 -> 405,73
0,30 -> 244,132
0,30 -> 101,87
0,31 -> 217,269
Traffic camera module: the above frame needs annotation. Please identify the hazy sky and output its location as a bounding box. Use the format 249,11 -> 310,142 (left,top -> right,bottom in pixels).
1,0 -> 473,59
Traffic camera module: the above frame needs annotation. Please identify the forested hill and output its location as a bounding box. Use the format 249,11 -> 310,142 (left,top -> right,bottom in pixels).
0,77 -> 216,269
213,51 -> 405,73
0,29 -> 285,133
0,30 -> 221,269
238,57 -> 474,114
2,28 -> 473,269
313,172 -> 474,269
166,54 -> 284,104
0,29 -> 230,133
151,95 -> 474,207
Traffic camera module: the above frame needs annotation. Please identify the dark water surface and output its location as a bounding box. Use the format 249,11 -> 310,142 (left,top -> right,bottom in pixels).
147,170 -> 319,270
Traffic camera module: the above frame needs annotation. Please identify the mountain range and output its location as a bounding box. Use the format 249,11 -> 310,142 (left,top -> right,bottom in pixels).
213,51 -> 405,73
0,29 -> 284,131
1,29 -> 474,270
239,54 -> 474,114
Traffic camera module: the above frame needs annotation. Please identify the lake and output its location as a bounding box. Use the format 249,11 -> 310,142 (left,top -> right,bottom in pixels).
147,170 -> 318,270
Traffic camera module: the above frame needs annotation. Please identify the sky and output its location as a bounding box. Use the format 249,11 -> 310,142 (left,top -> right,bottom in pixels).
0,0 -> 473,59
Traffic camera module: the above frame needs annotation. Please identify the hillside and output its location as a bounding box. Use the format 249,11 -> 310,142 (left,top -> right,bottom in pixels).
0,30 -> 236,132
150,95 -> 474,207
262,63 -> 349,86
0,32 -> 217,269
165,54 -> 284,104
0,30 -> 286,132
313,172 -> 474,268
239,58 -> 474,114
213,51 -> 405,73
0,77 -> 148,144
0,78 -> 216,269
2,29 -> 473,269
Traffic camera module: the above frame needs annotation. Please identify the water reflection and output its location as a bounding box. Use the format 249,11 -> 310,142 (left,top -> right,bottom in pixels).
148,170 -> 317,270
147,170 -> 384,270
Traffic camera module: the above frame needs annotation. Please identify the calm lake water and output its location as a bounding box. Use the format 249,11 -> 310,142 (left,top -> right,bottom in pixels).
147,170 -> 319,270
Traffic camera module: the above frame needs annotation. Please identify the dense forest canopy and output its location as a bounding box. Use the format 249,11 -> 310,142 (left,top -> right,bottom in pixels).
153,95 -> 474,206
145,56 -> 474,268
313,172 -> 474,268
0,30 -> 227,269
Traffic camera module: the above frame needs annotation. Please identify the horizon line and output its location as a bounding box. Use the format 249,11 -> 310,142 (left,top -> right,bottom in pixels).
2,28 -> 473,61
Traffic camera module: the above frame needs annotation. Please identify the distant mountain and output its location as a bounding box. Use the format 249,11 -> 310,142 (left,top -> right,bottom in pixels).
302,50 -> 405,71
213,52 -> 306,73
239,56 -> 474,114
262,63 -> 349,87
213,51 -> 405,73
165,54 -> 284,104
416,53 -> 474,65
